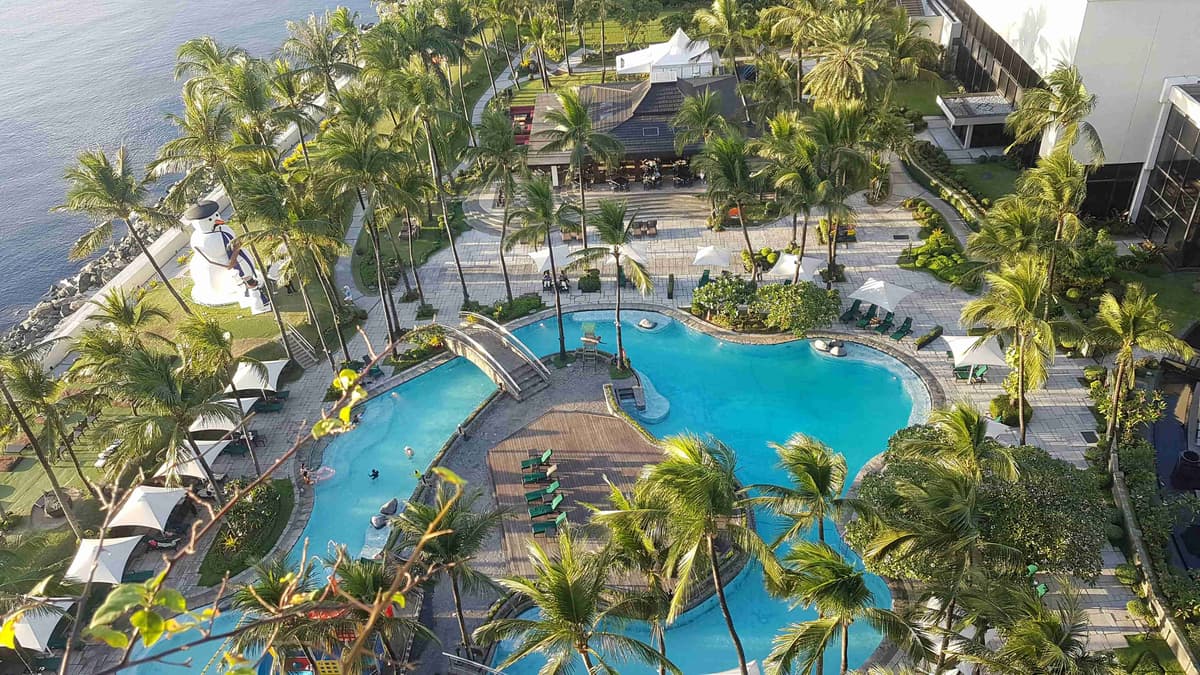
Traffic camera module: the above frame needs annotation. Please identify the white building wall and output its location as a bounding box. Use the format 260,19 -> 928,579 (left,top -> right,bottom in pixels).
964,0 -> 1087,76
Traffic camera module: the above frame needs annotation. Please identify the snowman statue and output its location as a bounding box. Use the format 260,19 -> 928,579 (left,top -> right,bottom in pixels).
180,200 -> 270,314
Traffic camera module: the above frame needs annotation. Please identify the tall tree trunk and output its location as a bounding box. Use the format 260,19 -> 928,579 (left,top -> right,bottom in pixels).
221,186 -> 295,362
457,59 -> 477,146
578,165 -> 589,247
292,266 -> 333,370
315,265 -> 351,363
356,190 -> 399,347
226,389 -> 263,475
3,379 -> 81,539
127,221 -> 192,316
423,118 -> 470,304
184,434 -> 225,506
580,647 -> 595,671
728,50 -> 752,124
52,417 -> 99,499
614,252 -> 625,369
480,37 -> 499,100
1107,360 -> 1126,441
495,24 -> 519,91
404,208 -> 427,307
735,202 -> 754,277
656,623 -> 667,675
707,536 -> 748,675
555,0 -> 572,75
547,234 -> 567,360
385,227 -> 413,296
537,47 -> 551,91
934,596 -> 957,673
499,184 -> 514,303
599,2 -> 608,83
840,621 -> 850,675
825,219 -> 838,291
1043,218 -> 1064,320
799,212 -> 810,259
1017,333 -> 1027,445
450,573 -> 473,650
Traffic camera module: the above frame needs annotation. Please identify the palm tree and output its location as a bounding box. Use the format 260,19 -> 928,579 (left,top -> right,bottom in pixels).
53,147 -> 191,314
672,90 -> 730,154
695,131 -> 758,263
754,112 -> 825,260
1087,283 -> 1194,440
209,58 -> 303,156
768,542 -> 928,675
693,0 -> 753,120
268,59 -> 322,171
747,434 -> 847,545
327,557 -> 437,669
884,8 -> 941,85
805,103 -> 869,287
965,196 -> 1052,278
747,52 -> 797,124
474,530 -> 679,674
960,258 -> 1058,445
436,0 -> 486,141
1005,62 -> 1104,163
523,11 -> 558,92
568,200 -> 652,370
1016,148 -> 1087,318
467,109 -> 528,303
640,433 -> 780,675
173,36 -> 247,98
507,177 -> 574,360
804,7 -> 893,106
231,555 -> 323,665
391,486 -> 504,652
761,0 -> 829,100
87,289 -> 168,346
891,402 -> 1019,483
282,10 -> 361,105
538,89 -> 625,248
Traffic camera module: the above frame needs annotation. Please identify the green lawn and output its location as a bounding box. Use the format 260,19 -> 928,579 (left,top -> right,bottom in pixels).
891,77 -> 954,116
1114,634 -> 1186,674
957,163 -> 1021,202
1115,270 -> 1200,334
0,443 -> 108,518
511,71 -> 610,106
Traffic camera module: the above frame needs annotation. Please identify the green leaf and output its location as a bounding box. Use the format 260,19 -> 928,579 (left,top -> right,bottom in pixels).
27,576 -> 55,597
311,418 -> 344,439
390,592 -> 407,608
90,583 -> 147,627
154,588 -> 187,614
131,609 -> 165,647
430,466 -> 465,486
0,613 -> 21,650
86,625 -> 130,649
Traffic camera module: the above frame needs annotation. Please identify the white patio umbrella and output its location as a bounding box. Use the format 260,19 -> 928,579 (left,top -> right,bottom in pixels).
849,277 -> 915,313
692,246 -> 732,267
107,486 -> 189,530
767,253 -> 823,280
944,335 -> 1009,368
528,246 -> 571,273
65,535 -> 143,584
155,440 -> 229,481
189,398 -> 257,433
12,598 -> 74,652
226,359 -> 289,394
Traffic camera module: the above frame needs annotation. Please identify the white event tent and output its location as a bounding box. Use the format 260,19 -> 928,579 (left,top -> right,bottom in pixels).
226,359 -> 288,394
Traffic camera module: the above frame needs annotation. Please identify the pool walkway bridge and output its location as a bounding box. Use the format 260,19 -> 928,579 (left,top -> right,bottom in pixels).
439,312 -> 550,400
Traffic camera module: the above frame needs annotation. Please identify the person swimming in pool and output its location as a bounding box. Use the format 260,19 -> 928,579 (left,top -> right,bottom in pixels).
369,469 -> 379,480
404,446 -> 414,458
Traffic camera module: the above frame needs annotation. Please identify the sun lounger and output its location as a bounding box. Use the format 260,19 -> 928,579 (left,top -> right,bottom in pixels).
645,220 -> 658,236
953,365 -> 988,383
223,442 -> 249,457
521,449 -> 553,471
531,511 -> 567,536
122,570 -> 155,583
528,494 -> 564,518
873,312 -> 895,334
890,317 -> 913,341
855,305 -> 878,329
698,269 -> 711,288
272,390 -> 290,400
522,464 -> 558,484
839,299 -> 862,323
253,399 -> 284,413
525,480 -> 560,503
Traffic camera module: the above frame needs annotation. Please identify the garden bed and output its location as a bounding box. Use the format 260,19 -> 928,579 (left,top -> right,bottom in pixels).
197,479 -> 295,587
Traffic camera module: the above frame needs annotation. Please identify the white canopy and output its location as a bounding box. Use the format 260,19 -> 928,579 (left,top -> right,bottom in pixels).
189,399 -> 256,433
570,244 -> 649,267
65,535 -> 143,585
944,335 -> 1009,367
155,440 -> 229,481
12,598 -> 74,652
707,662 -> 761,675
693,246 -> 732,267
849,277 -> 915,313
108,486 -> 189,531
767,254 -> 823,280
616,28 -> 716,74
226,359 -> 288,394
985,418 -> 1018,444
529,246 -> 571,273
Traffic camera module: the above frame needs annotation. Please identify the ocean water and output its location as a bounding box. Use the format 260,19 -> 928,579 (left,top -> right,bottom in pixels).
0,0 -> 375,328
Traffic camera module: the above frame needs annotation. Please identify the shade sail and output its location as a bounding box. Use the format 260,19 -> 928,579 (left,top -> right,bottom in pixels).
528,246 -> 571,273
985,418 -> 1017,443
155,440 -> 228,481
13,598 -> 74,652
944,335 -> 1009,367
226,359 -> 288,393
189,399 -> 256,433
108,486 -> 189,530
65,535 -> 143,584
707,662 -> 761,675
849,277 -> 915,312
692,246 -> 732,267
767,254 -> 823,279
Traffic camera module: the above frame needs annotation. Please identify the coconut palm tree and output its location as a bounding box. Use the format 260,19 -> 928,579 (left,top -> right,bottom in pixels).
805,103 -> 869,287
87,289 -> 168,346
538,89 -> 625,248
639,433 -> 780,675
960,258 -> 1059,445
693,0 -> 753,120
891,402 -> 1019,483
746,434 -> 847,546
883,8 -> 941,85
767,542 -> 928,675
695,131 -> 758,264
173,36 -> 247,98
327,557 -> 438,669
209,57 -> 305,156
1016,148 -> 1087,318
53,147 -> 191,314
804,7 -> 893,106
672,90 -> 730,154
964,196 -> 1053,279
268,59 -> 322,171
1005,62 -> 1104,164
754,112 -> 826,261
231,555 -> 323,663
747,52 -> 797,125
436,0 -> 486,141
282,10 -> 361,105
523,11 -> 558,92
567,200 -> 652,370
467,109 -> 528,303
1087,284 -> 1194,440
761,0 -> 829,100
474,530 -> 680,674
507,177 -> 574,360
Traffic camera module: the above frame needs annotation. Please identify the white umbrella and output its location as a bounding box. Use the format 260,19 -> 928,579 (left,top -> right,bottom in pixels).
767,253 -> 823,279
849,277 -> 915,313
108,486 -> 189,530
65,535 -> 143,584
944,335 -> 1009,368
189,398 -> 257,433
12,598 -> 74,652
528,246 -> 571,273
985,418 -> 1018,444
693,246 -> 732,267
707,662 -> 762,675
226,359 -> 289,394
155,440 -> 229,481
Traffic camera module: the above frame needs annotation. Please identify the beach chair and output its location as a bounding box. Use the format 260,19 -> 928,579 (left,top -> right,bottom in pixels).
971,365 -> 989,383
698,269 -> 711,288
272,390 -> 291,400
645,220 -> 658,237
531,511 -> 567,536
522,464 -> 558,484
873,312 -> 895,334
368,364 -> 384,379
855,305 -> 878,329
529,494 -> 564,518
223,441 -> 249,457
889,317 -> 913,341
839,299 -> 862,323
521,449 -> 553,471
524,480 -> 560,503
253,399 -> 284,413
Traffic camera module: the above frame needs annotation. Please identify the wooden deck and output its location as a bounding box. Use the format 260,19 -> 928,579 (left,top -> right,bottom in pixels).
487,410 -> 662,577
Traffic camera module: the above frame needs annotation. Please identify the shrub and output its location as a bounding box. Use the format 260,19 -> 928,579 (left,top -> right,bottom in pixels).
1127,598 -> 1157,627
1083,365 -> 1107,383
752,283 -> 841,337
1115,562 -> 1141,587
898,228 -> 977,290
578,270 -> 601,292
667,273 -> 675,299
692,274 -> 756,323
1066,287 -> 1084,301
415,303 -> 436,319
990,394 -> 1033,426
914,325 -> 943,350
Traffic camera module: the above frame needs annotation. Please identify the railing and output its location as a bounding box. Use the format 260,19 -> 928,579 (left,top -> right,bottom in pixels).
441,323 -> 524,397
444,653 -> 507,675
460,311 -> 550,380
283,321 -> 318,361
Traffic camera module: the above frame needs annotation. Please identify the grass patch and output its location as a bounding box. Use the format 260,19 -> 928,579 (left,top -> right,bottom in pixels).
1114,634 -> 1186,674
351,211 -> 469,296
1114,270 -> 1200,334
0,445 -> 109,516
890,78 -> 954,116
956,163 -> 1020,202
510,71 -> 611,106
197,479 -> 294,587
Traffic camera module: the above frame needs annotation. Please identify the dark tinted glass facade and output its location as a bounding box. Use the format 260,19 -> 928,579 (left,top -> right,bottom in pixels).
1138,106 -> 1200,267
940,0 -> 1042,101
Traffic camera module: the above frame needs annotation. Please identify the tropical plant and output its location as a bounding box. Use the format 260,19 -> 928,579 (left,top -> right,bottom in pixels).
747,434 -> 847,545
965,196 -> 1052,278
1005,62 -> 1104,164
1016,149 -> 1087,317
467,109 -> 528,303
507,177 -> 574,360
695,131 -> 759,264
891,402 -> 1019,483
173,36 -> 247,99
761,0 -> 830,101
282,10 -> 362,105
267,59 -> 322,171
87,289 -> 168,346
804,6 -> 893,106
672,90 -> 729,154
693,0 -> 753,119
230,555 -> 323,664
754,112 -> 826,260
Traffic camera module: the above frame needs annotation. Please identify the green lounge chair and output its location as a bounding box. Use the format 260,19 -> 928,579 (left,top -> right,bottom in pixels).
953,365 -> 972,380
522,464 -> 557,484
529,494 -> 564,518
971,365 -> 989,383
223,442 -> 249,457
122,570 -> 155,583
531,512 -> 567,536
855,305 -> 878,329
273,390 -> 291,400
521,449 -> 553,471
873,312 -> 895,334
368,364 -> 384,379
698,269 -> 711,288
890,318 -> 913,341
839,299 -> 862,322
253,399 -> 284,413
524,480 -> 560,503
